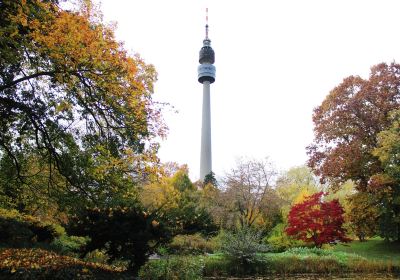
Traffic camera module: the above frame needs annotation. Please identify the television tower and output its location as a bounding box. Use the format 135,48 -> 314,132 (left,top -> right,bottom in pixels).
198,8 -> 216,180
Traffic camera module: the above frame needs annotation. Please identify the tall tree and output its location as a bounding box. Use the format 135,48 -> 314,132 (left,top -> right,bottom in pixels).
0,0 -> 165,209
307,63 -> 400,241
307,63 -> 400,191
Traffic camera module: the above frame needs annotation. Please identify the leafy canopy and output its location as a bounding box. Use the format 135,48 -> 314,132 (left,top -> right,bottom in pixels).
0,0 -> 166,209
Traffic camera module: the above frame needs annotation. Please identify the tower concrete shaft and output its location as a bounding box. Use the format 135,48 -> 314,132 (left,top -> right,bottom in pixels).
200,81 -> 211,180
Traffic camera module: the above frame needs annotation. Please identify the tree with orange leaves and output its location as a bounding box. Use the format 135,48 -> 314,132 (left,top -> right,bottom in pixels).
307,63 -> 400,241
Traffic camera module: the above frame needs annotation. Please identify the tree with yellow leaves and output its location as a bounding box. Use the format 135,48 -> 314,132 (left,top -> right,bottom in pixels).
0,0 -> 165,211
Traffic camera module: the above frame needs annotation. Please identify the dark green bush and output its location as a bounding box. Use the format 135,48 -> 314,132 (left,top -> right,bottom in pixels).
0,208 -> 60,247
138,256 -> 203,280
67,205 -> 171,274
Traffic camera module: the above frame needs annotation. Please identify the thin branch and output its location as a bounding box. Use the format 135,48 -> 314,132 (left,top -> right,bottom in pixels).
0,71 -> 55,91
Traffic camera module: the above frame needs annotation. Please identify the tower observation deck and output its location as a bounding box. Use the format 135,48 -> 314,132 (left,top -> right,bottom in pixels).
198,10 -> 216,181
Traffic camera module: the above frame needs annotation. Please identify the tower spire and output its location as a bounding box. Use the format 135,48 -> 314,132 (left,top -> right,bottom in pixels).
205,8 -> 209,39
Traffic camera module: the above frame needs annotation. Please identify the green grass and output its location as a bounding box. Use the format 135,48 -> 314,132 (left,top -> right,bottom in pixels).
203,248 -> 400,277
333,237 -> 400,263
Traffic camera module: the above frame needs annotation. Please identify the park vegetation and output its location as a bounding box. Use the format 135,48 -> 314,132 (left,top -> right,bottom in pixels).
0,0 -> 399,279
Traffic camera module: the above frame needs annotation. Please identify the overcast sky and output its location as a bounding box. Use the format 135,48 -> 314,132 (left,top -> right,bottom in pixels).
97,0 -> 400,181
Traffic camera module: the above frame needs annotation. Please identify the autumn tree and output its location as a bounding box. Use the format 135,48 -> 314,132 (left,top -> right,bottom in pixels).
0,0 -> 165,211
275,166 -> 320,208
286,192 -> 350,247
307,63 -> 400,241
221,158 -> 277,229
346,192 -> 379,241
373,109 -> 400,240
140,166 -> 217,236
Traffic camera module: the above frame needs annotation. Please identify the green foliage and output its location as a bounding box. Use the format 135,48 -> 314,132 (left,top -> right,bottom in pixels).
0,208 -> 60,247
203,171 -> 218,187
170,169 -> 195,192
221,227 -> 270,268
265,223 -> 306,252
167,195 -> 218,236
0,248 -> 129,280
67,205 -> 170,274
138,256 -> 204,280
167,233 -> 218,255
51,235 -> 89,256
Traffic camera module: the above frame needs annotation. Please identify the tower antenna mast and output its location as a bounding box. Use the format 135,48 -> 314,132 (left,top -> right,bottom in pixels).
205,7 -> 209,39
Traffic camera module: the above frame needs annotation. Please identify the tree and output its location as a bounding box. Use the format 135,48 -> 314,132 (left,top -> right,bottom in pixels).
307,63 -> 400,241
275,166 -> 320,207
140,166 -> 217,236
222,157 -> 277,229
0,0 -> 165,209
203,171 -> 218,188
67,205 -> 170,274
373,109 -> 400,241
286,192 -> 350,248
346,192 -> 379,241
307,63 -> 400,190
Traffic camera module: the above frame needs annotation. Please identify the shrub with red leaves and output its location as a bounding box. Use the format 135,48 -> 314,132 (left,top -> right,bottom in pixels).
286,192 -> 350,248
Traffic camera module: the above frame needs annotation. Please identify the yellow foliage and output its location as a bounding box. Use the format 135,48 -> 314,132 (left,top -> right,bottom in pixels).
140,182 -> 180,211
293,188 -> 313,205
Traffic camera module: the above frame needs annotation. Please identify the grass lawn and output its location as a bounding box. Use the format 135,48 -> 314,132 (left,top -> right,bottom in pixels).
333,237 -> 400,263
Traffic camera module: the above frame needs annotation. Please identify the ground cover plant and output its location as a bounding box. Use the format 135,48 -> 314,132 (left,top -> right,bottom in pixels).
0,248 -> 133,280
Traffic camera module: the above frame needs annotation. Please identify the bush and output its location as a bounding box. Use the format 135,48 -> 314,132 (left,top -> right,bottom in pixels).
168,233 -> 217,255
221,227 -> 270,271
0,208 -> 60,247
139,256 -> 203,280
51,235 -> 89,256
67,205 -> 171,274
265,223 -> 307,252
